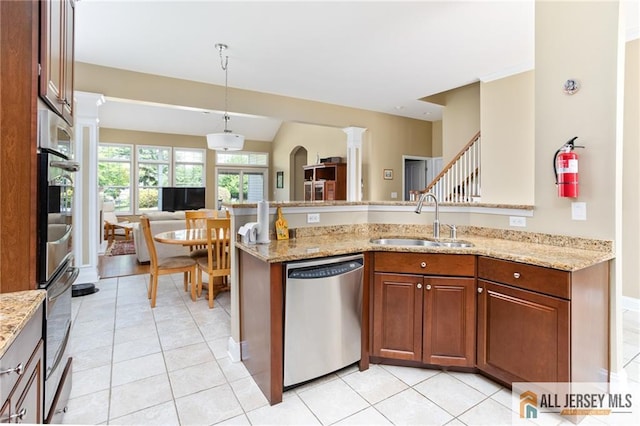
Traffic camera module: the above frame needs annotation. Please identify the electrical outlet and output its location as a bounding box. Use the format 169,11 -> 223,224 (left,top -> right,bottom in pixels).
572,202 -> 587,220
307,213 -> 320,223
509,216 -> 527,227
391,192 -> 398,199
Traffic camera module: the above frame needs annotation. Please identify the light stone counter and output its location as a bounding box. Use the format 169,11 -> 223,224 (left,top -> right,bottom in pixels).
0,290 -> 46,357
235,224 -> 613,271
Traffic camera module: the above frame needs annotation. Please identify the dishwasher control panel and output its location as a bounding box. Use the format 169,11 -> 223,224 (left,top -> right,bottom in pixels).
287,258 -> 363,279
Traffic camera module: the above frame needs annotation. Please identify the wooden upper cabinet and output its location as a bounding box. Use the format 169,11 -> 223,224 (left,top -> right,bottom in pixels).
40,0 -> 75,124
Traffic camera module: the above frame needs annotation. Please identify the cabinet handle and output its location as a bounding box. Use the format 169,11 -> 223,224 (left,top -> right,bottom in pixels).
9,408 -> 27,421
417,283 -> 422,289
420,262 -> 427,268
513,272 -> 521,279
425,284 -> 431,290
0,362 -> 24,376
478,287 -> 483,293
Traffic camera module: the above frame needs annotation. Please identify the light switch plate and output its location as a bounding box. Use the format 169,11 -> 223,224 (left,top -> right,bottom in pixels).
509,216 -> 527,227
307,213 -> 320,223
572,202 -> 587,220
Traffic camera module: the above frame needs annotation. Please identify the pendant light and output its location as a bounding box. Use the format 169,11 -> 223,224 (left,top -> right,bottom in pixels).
206,43 -> 245,151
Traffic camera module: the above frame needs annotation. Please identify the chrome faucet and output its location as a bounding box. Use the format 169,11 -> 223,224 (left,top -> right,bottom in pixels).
415,192 -> 439,239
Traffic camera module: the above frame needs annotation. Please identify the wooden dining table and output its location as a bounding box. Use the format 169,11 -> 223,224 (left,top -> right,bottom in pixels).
153,228 -> 209,246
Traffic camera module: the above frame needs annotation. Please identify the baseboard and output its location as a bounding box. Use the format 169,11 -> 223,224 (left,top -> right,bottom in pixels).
227,336 -> 241,363
98,241 -> 108,255
622,296 -> 640,312
610,368 -> 629,386
75,266 -> 100,285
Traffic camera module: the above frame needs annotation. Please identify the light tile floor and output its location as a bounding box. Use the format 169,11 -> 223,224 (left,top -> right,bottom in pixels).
61,273 -> 640,425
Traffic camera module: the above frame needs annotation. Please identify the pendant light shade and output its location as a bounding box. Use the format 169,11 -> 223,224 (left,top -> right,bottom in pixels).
207,130 -> 245,151
207,43 -> 244,151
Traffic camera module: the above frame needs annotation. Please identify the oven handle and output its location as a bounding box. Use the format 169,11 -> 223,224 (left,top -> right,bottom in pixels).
50,160 -> 80,172
48,267 -> 79,303
47,322 -> 71,379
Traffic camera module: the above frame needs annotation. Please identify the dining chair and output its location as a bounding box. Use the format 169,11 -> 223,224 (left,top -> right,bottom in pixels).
185,209 -> 231,258
185,210 -> 214,258
195,217 -> 232,309
139,216 -> 198,307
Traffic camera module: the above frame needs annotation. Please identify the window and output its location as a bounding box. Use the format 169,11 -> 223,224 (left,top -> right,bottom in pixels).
98,143 -> 206,214
174,148 -> 205,186
216,151 -> 268,203
98,144 -> 133,212
137,146 -> 170,212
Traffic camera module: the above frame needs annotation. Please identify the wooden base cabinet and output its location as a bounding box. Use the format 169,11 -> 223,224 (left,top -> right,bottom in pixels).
477,279 -> 570,383
1,304 -> 44,424
477,256 -> 609,385
372,253 -> 476,367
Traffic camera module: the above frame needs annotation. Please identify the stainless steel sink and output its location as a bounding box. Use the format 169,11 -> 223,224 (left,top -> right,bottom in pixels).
369,238 -> 474,248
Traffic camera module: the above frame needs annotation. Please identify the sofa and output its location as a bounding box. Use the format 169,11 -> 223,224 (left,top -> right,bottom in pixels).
131,211 -> 190,263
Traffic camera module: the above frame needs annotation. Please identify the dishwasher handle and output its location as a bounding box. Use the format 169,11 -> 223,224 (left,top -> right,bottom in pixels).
287,258 -> 363,279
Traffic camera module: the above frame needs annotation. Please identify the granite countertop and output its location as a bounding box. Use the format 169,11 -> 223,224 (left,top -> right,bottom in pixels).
0,290 -> 46,358
235,224 -> 614,271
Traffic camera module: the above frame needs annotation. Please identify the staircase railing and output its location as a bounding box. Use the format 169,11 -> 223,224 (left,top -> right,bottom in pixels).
423,132 -> 481,203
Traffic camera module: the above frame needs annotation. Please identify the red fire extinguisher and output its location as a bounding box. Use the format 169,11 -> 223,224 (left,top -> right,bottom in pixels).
553,136 -> 584,198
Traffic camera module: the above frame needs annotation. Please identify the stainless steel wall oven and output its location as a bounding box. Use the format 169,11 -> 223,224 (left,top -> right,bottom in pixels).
37,105 -> 77,423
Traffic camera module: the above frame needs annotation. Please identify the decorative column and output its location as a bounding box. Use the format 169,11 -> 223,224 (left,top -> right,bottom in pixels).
343,127 -> 366,201
73,91 -> 105,285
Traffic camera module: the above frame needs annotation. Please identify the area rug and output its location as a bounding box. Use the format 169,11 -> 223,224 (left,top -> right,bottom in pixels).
106,239 -> 136,256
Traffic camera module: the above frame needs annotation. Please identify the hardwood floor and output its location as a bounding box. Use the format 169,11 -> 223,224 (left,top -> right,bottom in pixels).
99,241 -> 148,278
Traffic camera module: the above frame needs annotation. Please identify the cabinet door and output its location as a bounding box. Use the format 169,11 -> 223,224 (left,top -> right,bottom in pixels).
15,358 -> 43,425
304,182 -> 312,201
40,0 -> 74,124
0,340 -> 43,424
61,0 -> 75,123
325,181 -> 336,200
313,182 -> 325,201
372,273 -> 423,361
40,0 -> 64,115
423,277 -> 476,367
477,280 -> 570,384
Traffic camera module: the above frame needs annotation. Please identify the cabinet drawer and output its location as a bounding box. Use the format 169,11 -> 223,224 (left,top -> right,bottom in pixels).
477,257 -> 570,299
374,252 -> 475,276
1,304 -> 43,399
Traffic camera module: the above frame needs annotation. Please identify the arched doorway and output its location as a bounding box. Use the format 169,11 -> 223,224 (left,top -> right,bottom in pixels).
289,146 -> 307,201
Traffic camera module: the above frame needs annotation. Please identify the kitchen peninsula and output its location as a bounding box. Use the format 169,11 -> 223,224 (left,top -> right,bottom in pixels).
231,206 -> 614,405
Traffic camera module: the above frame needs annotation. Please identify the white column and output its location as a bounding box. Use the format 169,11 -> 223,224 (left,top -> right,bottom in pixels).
73,91 -> 105,284
342,127 -> 366,201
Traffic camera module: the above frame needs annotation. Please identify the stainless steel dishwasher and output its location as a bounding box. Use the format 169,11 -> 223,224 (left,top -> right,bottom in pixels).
284,253 -> 364,387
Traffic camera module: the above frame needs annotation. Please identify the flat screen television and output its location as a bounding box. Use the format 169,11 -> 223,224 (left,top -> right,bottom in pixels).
161,187 -> 206,211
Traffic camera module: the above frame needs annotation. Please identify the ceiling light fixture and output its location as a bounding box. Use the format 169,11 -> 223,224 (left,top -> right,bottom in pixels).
206,43 -> 245,151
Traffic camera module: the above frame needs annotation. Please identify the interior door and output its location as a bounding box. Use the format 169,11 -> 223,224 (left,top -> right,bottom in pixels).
404,159 -> 426,200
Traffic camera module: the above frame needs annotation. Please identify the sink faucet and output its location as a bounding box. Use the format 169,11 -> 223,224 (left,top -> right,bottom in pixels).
415,192 -> 439,239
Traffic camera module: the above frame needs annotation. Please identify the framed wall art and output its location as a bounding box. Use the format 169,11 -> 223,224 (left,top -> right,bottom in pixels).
383,169 -> 393,180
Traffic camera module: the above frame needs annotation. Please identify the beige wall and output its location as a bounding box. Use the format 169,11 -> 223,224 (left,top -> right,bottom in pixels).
271,122 -> 347,202
480,71 -> 535,204
431,120 -> 443,157
623,39 -> 640,299
76,63 -> 432,202
531,1 -> 620,239
429,82 -> 480,162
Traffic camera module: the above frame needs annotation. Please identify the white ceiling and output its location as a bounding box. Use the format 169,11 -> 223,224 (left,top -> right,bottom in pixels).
75,0 -> 639,141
